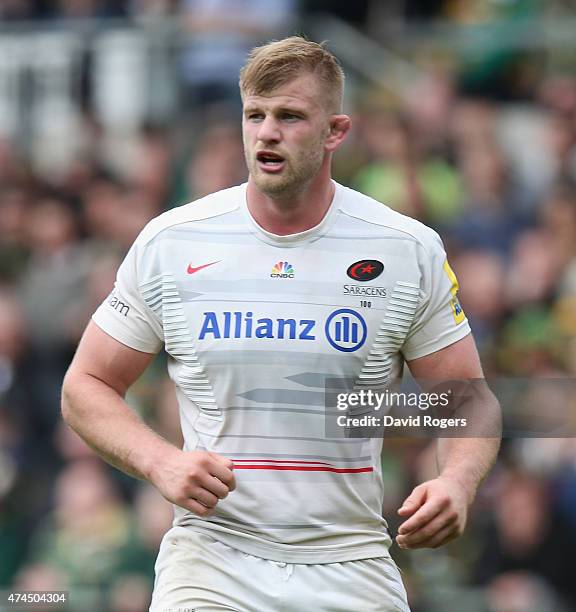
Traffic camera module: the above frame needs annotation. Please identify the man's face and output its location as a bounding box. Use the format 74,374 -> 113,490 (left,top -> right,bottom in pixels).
242,73 -> 332,197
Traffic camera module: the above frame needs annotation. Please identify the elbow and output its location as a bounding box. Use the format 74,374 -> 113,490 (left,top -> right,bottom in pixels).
60,371 -> 78,425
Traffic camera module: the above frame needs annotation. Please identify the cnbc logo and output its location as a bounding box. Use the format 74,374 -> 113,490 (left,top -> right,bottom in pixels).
271,261 -> 295,278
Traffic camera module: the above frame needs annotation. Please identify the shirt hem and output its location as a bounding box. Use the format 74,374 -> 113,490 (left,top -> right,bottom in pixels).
177,523 -> 392,564
91,314 -> 161,354
402,323 -> 471,362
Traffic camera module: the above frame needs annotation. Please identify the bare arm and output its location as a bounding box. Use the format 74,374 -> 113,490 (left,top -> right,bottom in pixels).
395,334 -> 501,548
61,321 -> 235,517
62,321 -> 160,478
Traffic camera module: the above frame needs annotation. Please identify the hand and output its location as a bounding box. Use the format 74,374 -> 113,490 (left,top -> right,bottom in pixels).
395,476 -> 469,549
150,448 -> 236,518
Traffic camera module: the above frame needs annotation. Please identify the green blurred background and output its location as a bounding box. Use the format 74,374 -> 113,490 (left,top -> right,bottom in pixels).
1,1 -> 576,610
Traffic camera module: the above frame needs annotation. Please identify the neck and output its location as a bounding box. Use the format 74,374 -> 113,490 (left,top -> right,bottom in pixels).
246,165 -> 335,236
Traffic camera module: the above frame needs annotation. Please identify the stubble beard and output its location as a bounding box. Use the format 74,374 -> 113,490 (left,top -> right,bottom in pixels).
247,145 -> 325,199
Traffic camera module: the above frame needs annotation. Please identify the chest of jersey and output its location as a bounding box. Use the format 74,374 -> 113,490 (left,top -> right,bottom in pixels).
160,239 -> 422,365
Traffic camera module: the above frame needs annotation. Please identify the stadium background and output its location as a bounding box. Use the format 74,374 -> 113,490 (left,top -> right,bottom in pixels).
1,1 -> 576,611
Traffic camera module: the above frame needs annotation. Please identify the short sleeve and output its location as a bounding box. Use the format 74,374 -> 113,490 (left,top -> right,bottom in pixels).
401,231 -> 470,361
92,243 -> 163,354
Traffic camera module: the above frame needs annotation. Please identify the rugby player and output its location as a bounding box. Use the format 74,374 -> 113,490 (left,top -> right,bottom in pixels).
62,37 -> 500,611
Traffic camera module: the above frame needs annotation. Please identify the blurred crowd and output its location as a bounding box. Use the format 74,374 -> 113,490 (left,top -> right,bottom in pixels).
1,3 -> 576,612
336,67 -> 576,612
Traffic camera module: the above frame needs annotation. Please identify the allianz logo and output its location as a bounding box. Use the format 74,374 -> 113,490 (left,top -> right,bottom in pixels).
198,309 -> 367,352
199,311 -> 315,340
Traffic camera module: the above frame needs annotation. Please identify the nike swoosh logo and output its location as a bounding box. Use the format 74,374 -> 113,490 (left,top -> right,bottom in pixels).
187,261 -> 221,275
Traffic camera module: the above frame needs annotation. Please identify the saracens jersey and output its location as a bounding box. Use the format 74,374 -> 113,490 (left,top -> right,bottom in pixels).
92,181 -> 470,564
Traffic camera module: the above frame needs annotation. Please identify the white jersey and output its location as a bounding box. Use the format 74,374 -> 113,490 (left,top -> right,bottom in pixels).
93,182 -> 470,564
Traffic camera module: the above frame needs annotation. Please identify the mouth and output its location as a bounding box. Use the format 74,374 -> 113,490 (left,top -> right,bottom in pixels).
256,151 -> 285,173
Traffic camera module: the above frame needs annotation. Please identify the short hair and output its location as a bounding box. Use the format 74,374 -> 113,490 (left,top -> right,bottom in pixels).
239,36 -> 345,114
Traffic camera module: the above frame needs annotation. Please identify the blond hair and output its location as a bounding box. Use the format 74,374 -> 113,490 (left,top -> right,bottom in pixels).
239,36 -> 345,114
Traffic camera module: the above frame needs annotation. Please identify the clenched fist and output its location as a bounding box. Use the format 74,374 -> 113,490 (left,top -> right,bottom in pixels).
150,448 -> 236,517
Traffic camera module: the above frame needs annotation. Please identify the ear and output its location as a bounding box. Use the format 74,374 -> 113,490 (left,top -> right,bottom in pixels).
325,115 -> 351,152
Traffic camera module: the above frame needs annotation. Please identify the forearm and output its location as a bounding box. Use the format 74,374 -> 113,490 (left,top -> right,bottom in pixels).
437,436 -> 500,504
437,377 -> 501,502
61,371 -> 177,482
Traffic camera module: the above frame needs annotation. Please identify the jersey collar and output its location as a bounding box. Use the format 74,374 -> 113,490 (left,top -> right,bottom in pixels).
241,181 -> 342,247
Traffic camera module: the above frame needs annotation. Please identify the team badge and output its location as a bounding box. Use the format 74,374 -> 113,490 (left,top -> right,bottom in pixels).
346,260 -> 384,282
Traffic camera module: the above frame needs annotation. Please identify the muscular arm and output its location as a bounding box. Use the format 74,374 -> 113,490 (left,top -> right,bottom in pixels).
61,321 -> 235,517
62,321 -> 162,478
395,334 -> 501,549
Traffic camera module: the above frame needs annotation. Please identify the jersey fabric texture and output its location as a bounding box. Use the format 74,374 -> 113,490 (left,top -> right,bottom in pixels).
92,181 -> 471,564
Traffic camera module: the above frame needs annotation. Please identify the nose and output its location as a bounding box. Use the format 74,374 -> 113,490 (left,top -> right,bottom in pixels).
257,115 -> 281,144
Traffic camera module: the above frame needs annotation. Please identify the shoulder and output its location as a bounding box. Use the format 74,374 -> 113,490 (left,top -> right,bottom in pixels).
336,183 -> 444,255
135,184 -> 244,247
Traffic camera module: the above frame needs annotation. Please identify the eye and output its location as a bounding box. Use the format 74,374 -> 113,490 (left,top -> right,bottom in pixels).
281,112 -> 301,122
246,112 -> 264,122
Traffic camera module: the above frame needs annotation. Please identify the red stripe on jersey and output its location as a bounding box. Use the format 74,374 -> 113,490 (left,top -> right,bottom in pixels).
231,459 -> 332,465
232,465 -> 373,473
